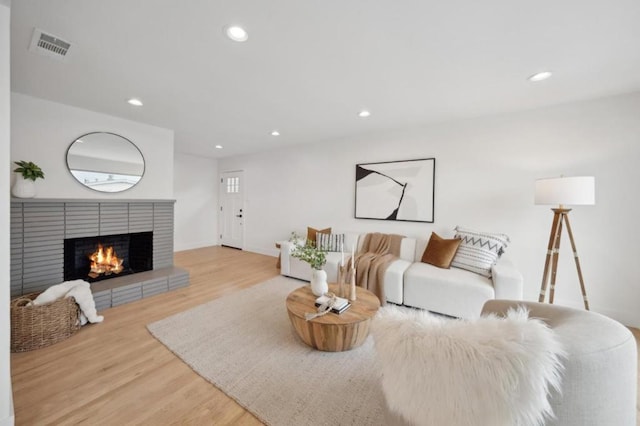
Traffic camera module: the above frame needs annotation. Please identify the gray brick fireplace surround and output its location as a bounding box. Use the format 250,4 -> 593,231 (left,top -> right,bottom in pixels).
10,199 -> 189,311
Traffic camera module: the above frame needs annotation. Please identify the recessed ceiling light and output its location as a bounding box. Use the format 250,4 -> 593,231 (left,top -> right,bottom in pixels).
215,145 -> 223,149
358,110 -> 371,118
271,130 -> 280,136
127,98 -> 143,106
528,71 -> 552,82
225,26 -> 248,42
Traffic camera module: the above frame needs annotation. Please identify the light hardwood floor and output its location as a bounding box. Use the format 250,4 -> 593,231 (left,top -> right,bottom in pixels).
11,246 -> 277,425
10,246 -> 640,425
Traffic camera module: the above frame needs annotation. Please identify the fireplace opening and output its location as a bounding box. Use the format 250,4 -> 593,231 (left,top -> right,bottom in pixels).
64,232 -> 153,283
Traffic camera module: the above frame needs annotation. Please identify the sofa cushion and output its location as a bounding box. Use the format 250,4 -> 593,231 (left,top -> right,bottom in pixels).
404,262 -> 494,319
383,259 -> 412,305
307,226 -> 331,246
421,232 -> 461,268
450,226 -> 509,277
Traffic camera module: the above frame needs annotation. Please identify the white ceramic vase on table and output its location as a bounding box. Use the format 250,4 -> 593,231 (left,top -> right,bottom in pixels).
310,269 -> 328,296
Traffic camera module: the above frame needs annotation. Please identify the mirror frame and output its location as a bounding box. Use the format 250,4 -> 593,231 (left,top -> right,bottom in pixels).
66,131 -> 146,193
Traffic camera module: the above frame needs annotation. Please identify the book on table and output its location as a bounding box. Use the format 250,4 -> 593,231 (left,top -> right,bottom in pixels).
315,295 -> 351,314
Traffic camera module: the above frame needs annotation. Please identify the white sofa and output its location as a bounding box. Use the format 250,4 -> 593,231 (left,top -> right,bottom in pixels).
280,232 -> 524,319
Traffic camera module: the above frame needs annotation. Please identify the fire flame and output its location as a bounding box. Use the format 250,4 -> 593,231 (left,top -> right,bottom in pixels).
90,244 -> 124,276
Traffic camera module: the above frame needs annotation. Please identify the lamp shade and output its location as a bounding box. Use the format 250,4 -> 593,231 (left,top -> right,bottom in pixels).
535,176 -> 595,206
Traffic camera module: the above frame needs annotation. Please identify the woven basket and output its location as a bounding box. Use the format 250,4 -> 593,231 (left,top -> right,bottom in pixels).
10,293 -> 81,353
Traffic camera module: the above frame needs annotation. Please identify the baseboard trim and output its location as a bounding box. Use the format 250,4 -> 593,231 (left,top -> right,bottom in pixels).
174,239 -> 219,252
552,298 -> 640,328
243,245 -> 278,257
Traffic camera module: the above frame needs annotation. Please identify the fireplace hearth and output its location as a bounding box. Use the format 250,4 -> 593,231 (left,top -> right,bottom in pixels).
64,232 -> 153,283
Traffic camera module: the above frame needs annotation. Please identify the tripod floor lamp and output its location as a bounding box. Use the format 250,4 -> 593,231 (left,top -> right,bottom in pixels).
535,176 -> 595,310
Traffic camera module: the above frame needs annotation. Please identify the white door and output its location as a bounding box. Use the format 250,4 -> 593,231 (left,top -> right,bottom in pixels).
220,171 -> 244,249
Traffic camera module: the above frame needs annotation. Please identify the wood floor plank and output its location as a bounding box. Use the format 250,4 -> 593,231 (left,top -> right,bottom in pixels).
11,246 -> 276,425
9,246 -> 640,425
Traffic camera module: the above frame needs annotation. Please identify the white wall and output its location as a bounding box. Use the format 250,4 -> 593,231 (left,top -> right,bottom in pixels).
219,91 -> 640,327
1,2 -> 14,425
10,92 -> 174,199
173,152 -> 218,251
10,92 -> 219,256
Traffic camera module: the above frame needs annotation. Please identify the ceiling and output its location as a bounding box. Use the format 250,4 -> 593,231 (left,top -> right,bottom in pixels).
10,0 -> 640,159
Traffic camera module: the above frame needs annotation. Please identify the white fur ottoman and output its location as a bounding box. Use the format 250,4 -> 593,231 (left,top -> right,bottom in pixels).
371,304 -> 565,426
482,300 -> 637,426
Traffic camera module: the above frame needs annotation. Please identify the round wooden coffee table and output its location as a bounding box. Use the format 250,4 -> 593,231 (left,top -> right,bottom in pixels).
285,284 -> 380,352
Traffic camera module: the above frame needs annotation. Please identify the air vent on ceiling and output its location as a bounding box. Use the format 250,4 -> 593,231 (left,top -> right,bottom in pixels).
28,28 -> 72,61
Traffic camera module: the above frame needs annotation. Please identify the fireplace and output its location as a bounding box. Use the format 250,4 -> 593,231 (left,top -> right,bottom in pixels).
11,200 -> 187,306
64,232 -> 153,283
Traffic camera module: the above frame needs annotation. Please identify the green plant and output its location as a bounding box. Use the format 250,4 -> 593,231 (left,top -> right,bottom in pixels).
289,232 -> 327,270
13,161 -> 45,181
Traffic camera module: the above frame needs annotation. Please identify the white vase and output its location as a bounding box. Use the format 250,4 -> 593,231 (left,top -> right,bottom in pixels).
310,269 -> 328,296
11,175 -> 36,198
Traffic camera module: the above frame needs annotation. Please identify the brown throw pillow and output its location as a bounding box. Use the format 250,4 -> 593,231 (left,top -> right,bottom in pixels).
421,232 -> 461,269
307,227 -> 331,246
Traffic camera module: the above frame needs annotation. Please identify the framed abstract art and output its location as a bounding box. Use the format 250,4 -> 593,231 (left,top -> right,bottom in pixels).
354,158 -> 435,223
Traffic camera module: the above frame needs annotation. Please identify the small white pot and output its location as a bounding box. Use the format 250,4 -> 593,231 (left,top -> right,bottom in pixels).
310,269 -> 328,296
11,175 -> 36,198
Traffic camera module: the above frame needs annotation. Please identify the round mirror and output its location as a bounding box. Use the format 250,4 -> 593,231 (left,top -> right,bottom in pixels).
66,132 -> 145,193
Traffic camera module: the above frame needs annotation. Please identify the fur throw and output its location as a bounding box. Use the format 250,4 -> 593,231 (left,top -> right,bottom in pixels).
371,305 -> 565,426
32,279 -> 104,325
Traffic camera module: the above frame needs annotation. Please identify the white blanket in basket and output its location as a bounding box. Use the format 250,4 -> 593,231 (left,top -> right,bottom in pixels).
32,280 -> 104,326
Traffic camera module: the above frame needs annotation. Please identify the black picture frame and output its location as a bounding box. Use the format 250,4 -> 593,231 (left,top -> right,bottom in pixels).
354,158 -> 435,223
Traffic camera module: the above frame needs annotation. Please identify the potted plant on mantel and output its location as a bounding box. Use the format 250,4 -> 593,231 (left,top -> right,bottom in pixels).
12,160 -> 45,198
290,232 -> 328,296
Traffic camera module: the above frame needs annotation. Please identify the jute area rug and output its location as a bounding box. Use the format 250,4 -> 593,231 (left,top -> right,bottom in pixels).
147,276 -> 386,426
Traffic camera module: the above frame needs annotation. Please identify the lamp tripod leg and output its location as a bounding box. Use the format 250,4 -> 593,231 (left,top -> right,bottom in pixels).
539,211 -> 563,303
548,217 -> 563,304
563,214 -> 590,310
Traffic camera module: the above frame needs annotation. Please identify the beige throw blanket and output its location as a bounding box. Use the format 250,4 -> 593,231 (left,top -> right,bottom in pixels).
352,233 -> 403,305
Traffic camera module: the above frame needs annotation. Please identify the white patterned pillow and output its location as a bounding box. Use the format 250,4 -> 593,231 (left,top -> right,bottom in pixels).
316,233 -> 345,252
450,226 -> 509,277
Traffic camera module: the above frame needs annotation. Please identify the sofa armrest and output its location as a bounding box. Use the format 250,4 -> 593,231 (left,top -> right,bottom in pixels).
280,241 -> 300,276
491,258 -> 523,300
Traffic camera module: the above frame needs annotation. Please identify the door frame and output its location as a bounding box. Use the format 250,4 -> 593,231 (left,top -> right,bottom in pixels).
219,169 -> 245,250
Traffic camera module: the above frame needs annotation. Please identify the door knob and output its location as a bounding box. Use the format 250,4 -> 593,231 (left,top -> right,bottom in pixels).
236,214 -> 243,218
